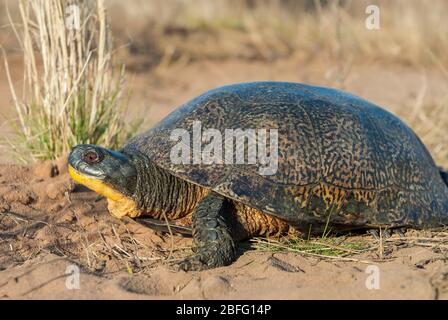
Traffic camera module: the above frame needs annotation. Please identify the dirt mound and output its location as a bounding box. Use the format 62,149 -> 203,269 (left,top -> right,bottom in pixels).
0,159 -> 192,274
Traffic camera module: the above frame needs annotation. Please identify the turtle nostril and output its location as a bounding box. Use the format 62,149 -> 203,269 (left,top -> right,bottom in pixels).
83,150 -> 101,164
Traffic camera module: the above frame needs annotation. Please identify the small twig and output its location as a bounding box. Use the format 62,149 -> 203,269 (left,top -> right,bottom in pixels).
0,221 -> 46,239
379,227 -> 384,259
113,244 -> 132,258
161,212 -> 175,261
385,237 -> 448,242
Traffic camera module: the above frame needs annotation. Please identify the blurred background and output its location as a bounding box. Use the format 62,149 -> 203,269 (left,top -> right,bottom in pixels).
1,0 -> 447,165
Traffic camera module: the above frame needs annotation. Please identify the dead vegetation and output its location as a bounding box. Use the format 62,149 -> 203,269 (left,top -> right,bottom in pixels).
2,0 -> 132,162
0,200 -> 192,275
103,0 -> 448,67
252,228 -> 448,265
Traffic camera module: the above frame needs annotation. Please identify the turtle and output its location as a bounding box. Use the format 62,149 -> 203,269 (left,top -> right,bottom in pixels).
68,81 -> 448,271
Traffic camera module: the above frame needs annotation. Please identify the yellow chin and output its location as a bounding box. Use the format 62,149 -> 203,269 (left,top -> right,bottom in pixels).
68,165 -> 141,218
68,165 -> 124,201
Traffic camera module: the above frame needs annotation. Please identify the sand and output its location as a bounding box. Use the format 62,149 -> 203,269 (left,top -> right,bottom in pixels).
1,57 -> 448,300
0,158 -> 447,300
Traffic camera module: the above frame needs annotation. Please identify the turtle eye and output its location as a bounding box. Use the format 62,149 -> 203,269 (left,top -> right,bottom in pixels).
83,150 -> 101,164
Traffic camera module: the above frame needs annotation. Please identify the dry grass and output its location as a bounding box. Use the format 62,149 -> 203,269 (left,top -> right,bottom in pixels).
252,228 -> 448,264
3,0 -> 448,69
2,0 -> 132,162
105,0 -> 448,67
401,96 -> 448,169
251,236 -> 371,261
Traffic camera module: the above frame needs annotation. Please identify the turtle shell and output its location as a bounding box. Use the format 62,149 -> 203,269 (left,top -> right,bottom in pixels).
123,82 -> 448,231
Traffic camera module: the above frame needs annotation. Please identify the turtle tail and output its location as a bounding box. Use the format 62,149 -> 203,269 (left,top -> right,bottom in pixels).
440,167 -> 448,187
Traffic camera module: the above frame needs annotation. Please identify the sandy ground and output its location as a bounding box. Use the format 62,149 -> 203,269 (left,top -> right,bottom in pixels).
0,162 -> 447,299
1,57 -> 448,299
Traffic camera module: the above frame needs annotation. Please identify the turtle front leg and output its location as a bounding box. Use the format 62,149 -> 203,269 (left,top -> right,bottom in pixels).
178,192 -> 237,271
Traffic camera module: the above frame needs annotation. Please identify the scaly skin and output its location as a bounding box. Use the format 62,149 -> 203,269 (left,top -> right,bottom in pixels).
178,192 -> 236,271
130,153 -> 209,220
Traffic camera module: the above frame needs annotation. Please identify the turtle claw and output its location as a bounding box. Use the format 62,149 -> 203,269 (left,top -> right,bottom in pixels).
367,229 -> 380,239
368,227 -> 407,239
393,227 -> 407,238
177,192 -> 237,272
367,228 -> 391,239
383,229 -> 392,238
177,255 -> 208,272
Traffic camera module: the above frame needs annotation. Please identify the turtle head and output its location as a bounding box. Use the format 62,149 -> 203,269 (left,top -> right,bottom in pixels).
68,144 -> 141,218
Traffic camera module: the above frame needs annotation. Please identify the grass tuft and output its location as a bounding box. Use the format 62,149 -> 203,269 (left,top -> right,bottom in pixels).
106,0 -> 448,67
2,0 -> 133,162
252,235 -> 368,258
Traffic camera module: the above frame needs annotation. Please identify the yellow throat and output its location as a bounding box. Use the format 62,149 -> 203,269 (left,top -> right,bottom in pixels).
68,165 -> 141,218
